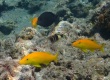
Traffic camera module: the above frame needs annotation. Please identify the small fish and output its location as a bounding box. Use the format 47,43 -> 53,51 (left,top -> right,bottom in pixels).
48,34 -> 64,43
31,17 -> 38,28
31,12 -> 58,28
72,38 -> 104,52
19,51 -> 58,67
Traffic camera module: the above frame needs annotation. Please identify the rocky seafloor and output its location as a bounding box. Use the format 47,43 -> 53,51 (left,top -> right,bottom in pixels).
0,0 -> 110,80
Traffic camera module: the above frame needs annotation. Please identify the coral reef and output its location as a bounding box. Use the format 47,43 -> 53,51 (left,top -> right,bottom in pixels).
67,3 -> 90,18
17,0 -> 44,14
41,57 -> 110,80
0,58 -> 35,80
0,0 -> 110,80
18,27 -> 37,40
90,1 -> 110,39
14,20 -> 110,80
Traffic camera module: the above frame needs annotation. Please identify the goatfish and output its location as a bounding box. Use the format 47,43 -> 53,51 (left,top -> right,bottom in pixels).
31,12 -> 58,28
72,38 -> 104,53
19,51 -> 58,68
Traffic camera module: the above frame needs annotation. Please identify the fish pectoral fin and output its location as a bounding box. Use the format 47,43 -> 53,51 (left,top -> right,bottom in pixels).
90,49 -> 94,52
82,49 -> 88,53
34,64 -> 41,68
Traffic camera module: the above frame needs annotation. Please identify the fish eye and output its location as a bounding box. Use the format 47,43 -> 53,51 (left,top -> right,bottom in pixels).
26,59 -> 29,60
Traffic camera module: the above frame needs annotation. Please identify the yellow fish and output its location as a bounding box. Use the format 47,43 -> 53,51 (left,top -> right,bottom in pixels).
31,17 -> 38,28
72,38 -> 104,52
19,51 -> 58,67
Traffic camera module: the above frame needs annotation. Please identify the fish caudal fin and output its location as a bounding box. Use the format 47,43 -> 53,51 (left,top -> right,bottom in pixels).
31,17 -> 38,28
100,43 -> 105,52
54,53 -> 58,63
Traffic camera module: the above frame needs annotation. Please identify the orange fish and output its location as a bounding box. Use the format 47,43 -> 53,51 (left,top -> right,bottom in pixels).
19,51 -> 58,67
31,17 -> 38,28
72,38 -> 104,52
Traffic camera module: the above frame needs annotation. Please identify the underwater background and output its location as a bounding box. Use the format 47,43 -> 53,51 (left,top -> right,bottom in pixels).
0,0 -> 110,80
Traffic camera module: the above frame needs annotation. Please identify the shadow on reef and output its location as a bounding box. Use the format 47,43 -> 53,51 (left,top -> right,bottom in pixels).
67,0 -> 100,18
0,25 -> 13,35
88,0 -> 100,6
84,2 -> 110,40
0,21 -> 16,35
17,0 -> 42,14
0,1 -> 14,16
89,26 -> 110,40
67,3 -> 89,18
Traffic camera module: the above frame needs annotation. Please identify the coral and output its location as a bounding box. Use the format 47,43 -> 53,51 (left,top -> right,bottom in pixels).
2,36 -> 20,59
0,17 -> 110,80
38,57 -> 110,80
90,1 -> 110,39
15,39 -> 34,56
0,58 -> 35,80
3,37 -> 16,50
55,0 -> 99,23
91,2 -> 110,27
56,9 -> 74,23
49,21 -> 73,36
0,0 -> 110,80
18,27 -> 37,40
68,3 -> 90,18
0,58 -> 18,80
88,0 -> 101,6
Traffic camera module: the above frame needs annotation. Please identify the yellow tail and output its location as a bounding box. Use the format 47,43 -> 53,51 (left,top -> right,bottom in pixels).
54,53 -> 58,63
31,17 -> 38,28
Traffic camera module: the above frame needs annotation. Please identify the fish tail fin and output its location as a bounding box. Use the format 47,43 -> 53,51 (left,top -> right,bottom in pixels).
100,43 -> 105,52
31,17 -> 38,28
54,53 -> 58,63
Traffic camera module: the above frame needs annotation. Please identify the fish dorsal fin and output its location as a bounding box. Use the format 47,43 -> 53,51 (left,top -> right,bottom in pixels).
89,38 -> 98,43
